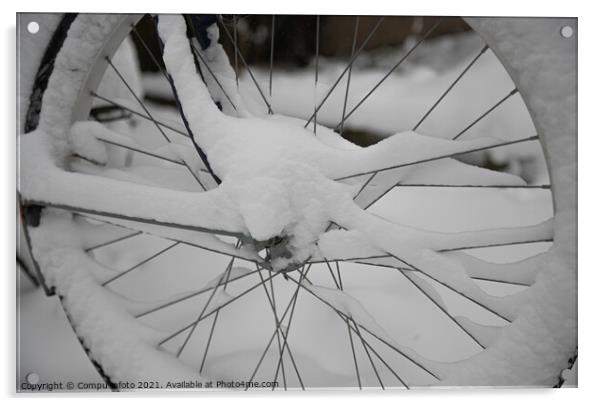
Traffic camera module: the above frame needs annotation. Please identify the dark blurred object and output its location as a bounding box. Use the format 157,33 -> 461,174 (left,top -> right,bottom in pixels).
220,15 -> 470,68
321,16 -> 469,58
131,14 -> 470,72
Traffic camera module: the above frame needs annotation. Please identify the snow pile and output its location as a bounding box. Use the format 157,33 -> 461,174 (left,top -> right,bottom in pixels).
157,14 -> 538,270
28,212 -> 204,386
193,23 -> 251,118
20,129 -> 247,237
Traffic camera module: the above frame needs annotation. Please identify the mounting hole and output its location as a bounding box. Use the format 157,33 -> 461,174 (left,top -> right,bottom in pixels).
27,21 -> 39,34
26,372 -> 39,384
560,25 -> 573,39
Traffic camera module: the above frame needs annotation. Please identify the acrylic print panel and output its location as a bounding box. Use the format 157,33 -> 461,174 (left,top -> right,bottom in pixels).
16,13 -> 577,391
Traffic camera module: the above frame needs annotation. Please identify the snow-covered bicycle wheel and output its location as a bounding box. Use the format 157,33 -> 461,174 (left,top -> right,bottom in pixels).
18,14 -> 576,389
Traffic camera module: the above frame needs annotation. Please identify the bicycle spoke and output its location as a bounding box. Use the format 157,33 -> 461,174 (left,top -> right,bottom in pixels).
233,15 -> 239,88
294,272 -> 415,387
351,258 -> 533,287
30,200 -> 246,240
296,273 -> 440,381
396,183 -> 551,189
105,57 -> 208,190
320,233 -> 552,265
190,40 -> 238,112
324,260 -> 341,289
453,88 -> 518,140
131,22 -> 170,82
349,317 -> 385,389
72,117 -> 207,176
313,15 -> 320,134
105,58 -> 171,144
335,261 -> 343,287
339,16 -> 360,135
277,317 -> 305,387
355,324 -> 420,387
246,266 -> 310,388
333,19 -> 443,132
198,241 -> 241,373
390,253 -> 512,322
271,265 -> 312,390
339,310 -> 407,388
218,16 -> 273,114
198,311 -> 220,374
135,267 -> 264,318
397,269 -> 486,348
336,135 -> 539,181
335,261 -> 384,388
324,260 -> 362,389
269,15 -> 275,100
351,153 -> 542,211
304,17 -> 385,128
316,219 -> 552,266
352,172 -> 377,201
84,230 -> 142,252
258,268 -> 305,389
159,270 -> 279,346
346,318 -> 409,388
339,324 -> 408,387
81,128 -> 209,174
75,212 -> 258,265
95,138 -> 185,167
102,241 -> 180,286
257,268 -> 287,388
413,45 -> 489,131
246,329 -> 278,386
346,317 -> 362,388
91,92 -> 189,137
175,256 -> 235,358
438,237 -> 553,252
469,277 -> 531,286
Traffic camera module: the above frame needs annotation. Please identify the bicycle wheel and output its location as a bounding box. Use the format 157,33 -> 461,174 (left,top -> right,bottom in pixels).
18,13 -> 576,389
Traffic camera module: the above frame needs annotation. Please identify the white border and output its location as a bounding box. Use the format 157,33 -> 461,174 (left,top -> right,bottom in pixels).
2,1 -> 599,405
